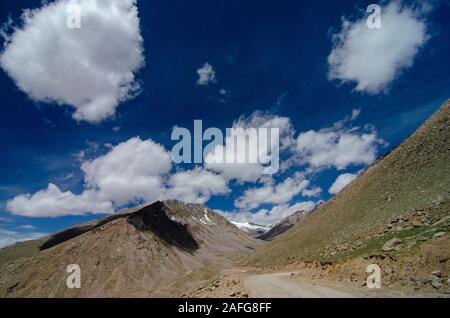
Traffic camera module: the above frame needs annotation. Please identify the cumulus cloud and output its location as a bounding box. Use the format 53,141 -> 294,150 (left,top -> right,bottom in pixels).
220,201 -> 316,226
293,111 -> 384,171
81,137 -> 172,205
6,184 -> 114,217
234,173 -> 309,210
0,227 -> 48,249
166,168 -> 229,204
5,109 -> 382,219
0,0 -> 144,123
197,63 -> 216,86
329,173 -> 357,194
7,137 -> 172,217
6,137 -> 229,217
328,1 -> 430,94
205,111 -> 294,182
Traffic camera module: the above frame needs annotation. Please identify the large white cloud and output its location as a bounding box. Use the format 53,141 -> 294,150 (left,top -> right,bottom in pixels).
0,0 -> 144,123
6,137 -> 229,217
7,137 -> 172,217
5,109 -> 382,219
205,111 -> 294,182
328,1 -> 430,94
219,201 -> 316,226
329,173 -> 357,194
293,111 -> 384,171
6,184 -> 113,217
81,137 -> 171,205
166,168 -> 229,204
234,173 -> 309,210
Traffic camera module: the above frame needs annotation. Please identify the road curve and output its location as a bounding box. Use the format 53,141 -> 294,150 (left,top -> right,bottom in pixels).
243,273 -> 356,298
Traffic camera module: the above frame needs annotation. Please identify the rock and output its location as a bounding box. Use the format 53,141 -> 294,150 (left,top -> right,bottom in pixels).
412,221 -> 424,227
390,218 -> 399,224
431,277 -> 443,289
431,270 -> 441,277
382,237 -> 402,252
447,279 -> 450,285
433,232 -> 446,238
432,216 -> 450,227
229,292 -> 236,297
416,236 -> 428,243
241,293 -> 249,298
423,275 -> 434,284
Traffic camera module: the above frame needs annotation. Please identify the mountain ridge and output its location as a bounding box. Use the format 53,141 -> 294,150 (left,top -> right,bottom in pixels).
0,200 -> 261,297
241,99 -> 450,285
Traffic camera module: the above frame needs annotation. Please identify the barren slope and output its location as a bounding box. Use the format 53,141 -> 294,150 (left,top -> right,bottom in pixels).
0,201 -> 260,297
242,100 -> 450,289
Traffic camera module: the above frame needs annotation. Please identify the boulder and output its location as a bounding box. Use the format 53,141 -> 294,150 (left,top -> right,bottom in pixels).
431,276 -> 443,289
382,237 -> 402,252
431,270 -> 441,277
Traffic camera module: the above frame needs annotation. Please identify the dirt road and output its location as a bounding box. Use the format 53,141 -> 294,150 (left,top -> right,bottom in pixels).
243,272 -> 359,298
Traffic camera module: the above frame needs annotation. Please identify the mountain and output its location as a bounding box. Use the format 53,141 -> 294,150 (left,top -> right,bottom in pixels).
241,100 -> 450,289
231,222 -> 271,237
0,200 -> 260,297
257,210 -> 309,241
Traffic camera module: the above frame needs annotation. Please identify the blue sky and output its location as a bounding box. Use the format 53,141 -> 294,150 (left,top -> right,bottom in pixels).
0,0 -> 449,246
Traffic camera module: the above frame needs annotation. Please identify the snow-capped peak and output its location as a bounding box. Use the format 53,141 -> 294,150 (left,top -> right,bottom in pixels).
231,222 -> 271,236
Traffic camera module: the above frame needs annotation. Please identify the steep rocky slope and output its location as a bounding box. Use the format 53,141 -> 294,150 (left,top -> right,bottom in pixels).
0,201 -> 260,297
241,100 -> 450,292
258,210 -> 309,241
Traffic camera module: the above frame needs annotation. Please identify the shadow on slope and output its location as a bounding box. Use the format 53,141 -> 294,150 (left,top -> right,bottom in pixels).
39,201 -> 198,252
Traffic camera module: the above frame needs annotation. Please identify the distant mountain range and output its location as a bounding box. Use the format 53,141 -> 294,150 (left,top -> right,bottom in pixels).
231,222 -> 271,237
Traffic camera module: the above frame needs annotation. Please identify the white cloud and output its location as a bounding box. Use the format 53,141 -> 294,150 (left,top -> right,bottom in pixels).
7,137 -> 172,217
205,111 -> 294,182
329,173 -> 357,194
6,137 -> 229,217
220,201 -> 316,226
166,168 -> 229,204
0,227 -> 47,249
293,112 -> 383,171
19,225 -> 36,230
328,1 -> 430,94
197,62 -> 216,86
81,137 -> 172,205
6,184 -> 114,217
0,0 -> 144,123
302,186 -> 322,197
351,108 -> 361,120
234,173 -> 309,209
5,109 -> 382,218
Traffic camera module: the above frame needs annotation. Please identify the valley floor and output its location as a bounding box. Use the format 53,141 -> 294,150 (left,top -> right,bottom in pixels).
187,268 -> 449,298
